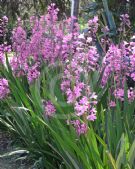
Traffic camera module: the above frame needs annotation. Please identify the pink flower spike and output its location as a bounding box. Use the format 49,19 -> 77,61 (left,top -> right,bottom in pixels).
44,101 -> 56,117
87,113 -> 97,121
0,78 -> 10,99
109,101 -> 116,107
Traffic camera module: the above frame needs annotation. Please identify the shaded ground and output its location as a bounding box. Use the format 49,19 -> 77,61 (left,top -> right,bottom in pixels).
0,131 -> 33,169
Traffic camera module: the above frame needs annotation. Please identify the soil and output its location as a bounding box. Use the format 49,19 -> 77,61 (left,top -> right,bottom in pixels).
0,131 -> 33,169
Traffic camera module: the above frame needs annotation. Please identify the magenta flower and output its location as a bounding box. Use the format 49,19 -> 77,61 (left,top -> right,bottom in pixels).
120,14 -> 131,27
75,97 -> 89,116
0,78 -> 10,99
88,16 -> 99,34
61,80 -> 70,92
114,88 -> 124,101
66,88 -> 76,104
109,101 -> 116,107
27,64 -> 40,83
128,88 -> 135,102
131,73 -> 135,81
73,83 -> 85,99
87,113 -> 97,121
0,50 -> 4,63
2,16 -> 8,23
71,120 -> 88,136
44,101 -> 56,117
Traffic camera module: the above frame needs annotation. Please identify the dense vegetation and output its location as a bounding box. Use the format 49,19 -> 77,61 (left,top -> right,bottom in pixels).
0,1 -> 135,169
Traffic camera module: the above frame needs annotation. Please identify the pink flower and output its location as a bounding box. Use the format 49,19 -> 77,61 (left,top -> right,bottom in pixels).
75,97 -> 89,116
128,88 -> 135,102
101,26 -> 109,34
27,64 -> 40,83
0,50 -> 4,63
131,73 -> 135,81
61,80 -> 70,92
87,47 -> 99,71
73,83 -> 85,98
109,101 -> 116,107
87,113 -> 97,121
90,92 -> 97,100
120,14 -> 130,27
114,88 -> 124,101
88,16 -> 99,36
0,44 -> 11,64
71,120 -> 88,136
44,101 -> 56,117
66,88 -> 75,103
0,78 -> 10,99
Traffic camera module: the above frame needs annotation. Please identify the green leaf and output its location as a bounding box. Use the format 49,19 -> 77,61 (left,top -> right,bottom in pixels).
106,151 -> 117,169
128,140 -> 135,168
116,134 -> 126,169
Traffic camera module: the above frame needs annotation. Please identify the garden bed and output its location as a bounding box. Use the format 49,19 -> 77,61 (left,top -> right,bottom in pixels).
0,131 -> 33,169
